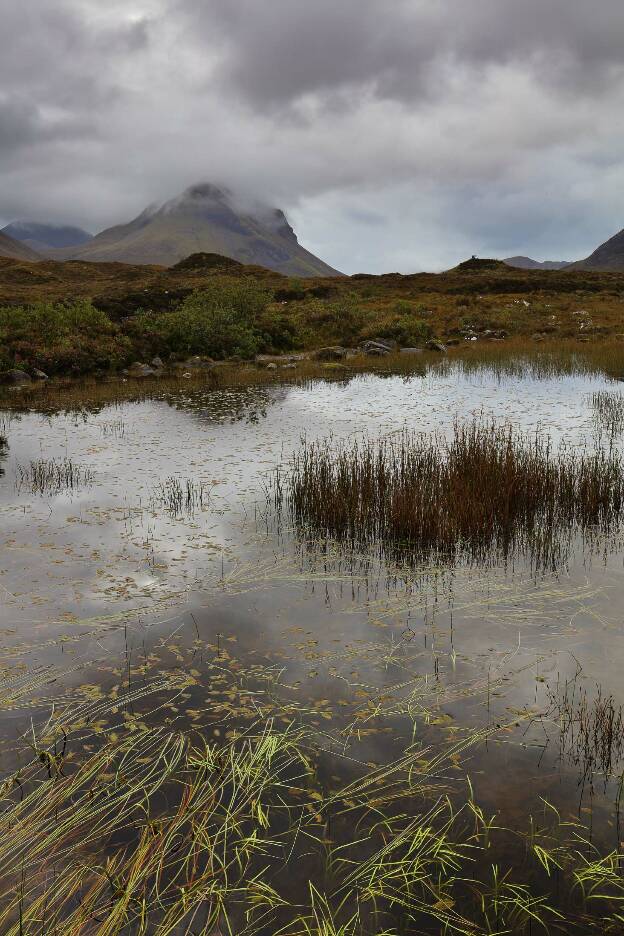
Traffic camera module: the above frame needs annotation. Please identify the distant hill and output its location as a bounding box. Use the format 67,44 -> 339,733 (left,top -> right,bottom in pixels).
568,227 -> 624,271
504,256 -> 570,271
2,221 -> 93,256
451,257 -> 509,273
0,231 -> 43,261
54,184 -> 341,277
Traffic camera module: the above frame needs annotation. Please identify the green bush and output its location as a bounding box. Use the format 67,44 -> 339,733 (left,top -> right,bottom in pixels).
0,300 -> 126,373
129,282 -> 271,360
374,316 -> 433,346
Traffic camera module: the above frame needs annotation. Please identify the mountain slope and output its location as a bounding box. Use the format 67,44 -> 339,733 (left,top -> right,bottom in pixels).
568,228 -> 624,271
57,184 -> 341,276
2,221 -> 93,256
0,231 -> 43,261
504,256 -> 570,270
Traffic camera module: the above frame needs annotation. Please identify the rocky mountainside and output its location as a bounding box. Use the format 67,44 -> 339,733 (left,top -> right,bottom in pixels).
568,227 -> 624,271
1,221 -> 92,256
504,256 -> 569,270
52,184 -> 341,276
0,231 -> 43,261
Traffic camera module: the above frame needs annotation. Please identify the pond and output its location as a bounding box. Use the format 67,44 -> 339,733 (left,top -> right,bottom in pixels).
2,356 -> 624,933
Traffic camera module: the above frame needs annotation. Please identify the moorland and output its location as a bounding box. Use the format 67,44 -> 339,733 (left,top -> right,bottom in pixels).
2,253 -> 624,381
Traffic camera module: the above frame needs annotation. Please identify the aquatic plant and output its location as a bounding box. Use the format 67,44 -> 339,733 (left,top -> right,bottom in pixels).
153,475 -> 209,518
279,420 -> 624,567
590,390 -> 624,439
16,457 -> 94,494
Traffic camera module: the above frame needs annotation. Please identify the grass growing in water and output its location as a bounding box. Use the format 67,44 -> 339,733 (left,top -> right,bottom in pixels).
279,420 -> 624,567
153,475 -> 209,518
2,696 -> 624,934
16,457 -> 94,495
590,390 -> 624,440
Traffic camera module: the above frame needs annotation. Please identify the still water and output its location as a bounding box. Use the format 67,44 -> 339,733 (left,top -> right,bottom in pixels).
1,362 -> 624,854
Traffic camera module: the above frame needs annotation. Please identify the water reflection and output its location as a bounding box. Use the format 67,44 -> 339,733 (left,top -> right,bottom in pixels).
1,362 -> 624,853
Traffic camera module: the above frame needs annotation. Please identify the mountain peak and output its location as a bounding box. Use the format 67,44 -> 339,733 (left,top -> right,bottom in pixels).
569,227 -> 624,271
49,182 -> 341,276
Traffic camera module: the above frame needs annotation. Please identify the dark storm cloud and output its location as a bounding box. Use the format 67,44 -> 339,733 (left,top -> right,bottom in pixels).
183,0 -> 624,108
0,0 -> 624,271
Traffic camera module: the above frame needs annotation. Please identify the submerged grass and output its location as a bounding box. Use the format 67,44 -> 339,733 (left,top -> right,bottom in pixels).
1,689 -> 624,934
279,420 -> 624,568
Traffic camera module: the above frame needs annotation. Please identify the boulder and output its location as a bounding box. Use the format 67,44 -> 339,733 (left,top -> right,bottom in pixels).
183,355 -> 212,368
31,368 -> 49,380
128,362 -> 156,377
399,347 -> 424,354
266,362 -> 278,371
281,363 -> 297,370
426,340 -> 447,353
2,369 -> 31,384
151,356 -> 164,369
360,339 -> 396,354
445,338 -> 460,346
314,346 -> 348,362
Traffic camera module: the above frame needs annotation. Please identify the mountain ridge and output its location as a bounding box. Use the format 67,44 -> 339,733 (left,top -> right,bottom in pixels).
567,227 -> 624,271
2,221 -> 93,256
503,256 -> 570,270
51,183 -> 342,277
0,231 -> 43,262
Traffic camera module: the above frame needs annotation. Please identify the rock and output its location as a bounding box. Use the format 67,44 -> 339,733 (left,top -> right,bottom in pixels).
173,355 -> 213,370
128,362 -> 156,377
399,347 -> 424,355
2,369 -> 31,384
150,356 -> 164,369
360,339 -> 396,354
426,341 -> 447,353
445,338 -> 460,346
266,362 -> 278,371
366,347 -> 390,357
31,368 -> 49,380
281,363 -> 297,370
314,346 -> 347,361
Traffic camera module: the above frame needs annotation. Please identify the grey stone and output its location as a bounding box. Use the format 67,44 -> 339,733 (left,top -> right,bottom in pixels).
314,346 -> 347,361
31,368 -> 49,380
151,356 -> 164,369
360,339 -> 396,354
426,341 -> 447,353
3,369 -> 31,384
128,362 -> 156,377
399,347 -> 424,354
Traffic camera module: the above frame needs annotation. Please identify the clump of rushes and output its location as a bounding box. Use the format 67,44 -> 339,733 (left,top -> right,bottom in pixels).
16,457 -> 94,494
153,475 -> 209,518
590,390 -> 624,439
281,421 -> 624,567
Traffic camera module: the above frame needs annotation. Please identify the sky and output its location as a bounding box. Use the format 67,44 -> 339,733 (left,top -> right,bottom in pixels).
1,0 -> 624,273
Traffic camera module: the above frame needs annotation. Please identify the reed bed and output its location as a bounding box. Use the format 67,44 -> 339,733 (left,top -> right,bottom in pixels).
16,457 -> 94,495
153,475 -> 209,518
548,680 -> 624,789
279,421 -> 624,567
590,390 -> 624,438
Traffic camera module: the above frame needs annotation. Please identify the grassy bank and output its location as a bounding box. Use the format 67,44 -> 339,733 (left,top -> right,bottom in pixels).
1,257 -> 624,378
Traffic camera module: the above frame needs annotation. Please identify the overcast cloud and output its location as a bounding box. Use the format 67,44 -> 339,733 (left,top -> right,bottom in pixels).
1,0 -> 624,271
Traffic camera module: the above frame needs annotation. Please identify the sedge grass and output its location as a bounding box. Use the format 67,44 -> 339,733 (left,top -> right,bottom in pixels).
279,420 -> 624,568
16,457 -> 94,495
